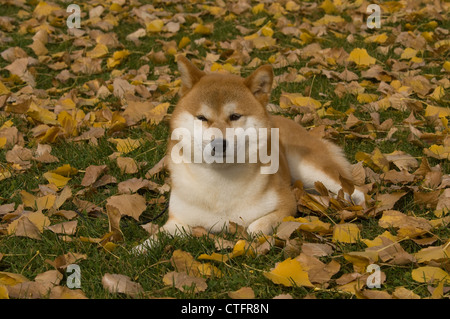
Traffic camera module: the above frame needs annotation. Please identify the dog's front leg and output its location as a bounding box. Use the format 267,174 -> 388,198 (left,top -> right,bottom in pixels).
247,208 -> 293,235
132,215 -> 190,254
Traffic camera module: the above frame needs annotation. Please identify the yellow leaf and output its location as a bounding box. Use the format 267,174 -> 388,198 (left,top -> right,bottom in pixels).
286,216 -> 332,233
193,24 -> 212,35
0,81 -> 10,95
429,86 -> 445,101
231,239 -> 256,258
285,1 -> 300,11
427,145 -> 450,160
39,126 -> 61,144
332,223 -> 360,243
109,3 -> 122,12
344,250 -> 379,273
347,48 -> 376,67
27,102 -> 58,125
260,23 -> 274,37
171,250 -> 222,278
146,19 -> 164,32
357,93 -> 378,103
364,33 -> 388,44
0,137 -> 6,149
411,266 -> 450,284
431,281 -> 444,299
425,104 -> 450,118
86,43 -> 109,59
362,231 -> 398,248
108,138 -> 144,154
252,3 -> 265,14
144,102 -> 170,125
435,39 -> 450,49
281,93 -> 321,109
414,242 -> 450,263
0,272 -> 29,286
320,0 -> 337,14
400,48 -> 418,60
443,61 -> 450,72
33,1 -> 60,18
202,5 -> 226,16
198,252 -> 231,263
263,258 -> 314,287
313,14 -> 345,26
107,50 -> 130,68
51,164 -> 78,177
178,36 -> 191,49
43,172 -> 71,188
0,284 -> 8,299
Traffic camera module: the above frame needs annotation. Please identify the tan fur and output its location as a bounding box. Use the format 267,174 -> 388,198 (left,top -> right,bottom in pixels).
133,56 -> 364,253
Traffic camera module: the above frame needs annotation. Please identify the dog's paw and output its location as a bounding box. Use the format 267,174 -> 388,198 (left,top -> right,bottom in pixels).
346,189 -> 365,206
132,236 -> 158,255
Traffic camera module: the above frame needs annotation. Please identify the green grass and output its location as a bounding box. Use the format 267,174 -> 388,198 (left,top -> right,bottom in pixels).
0,0 -> 449,300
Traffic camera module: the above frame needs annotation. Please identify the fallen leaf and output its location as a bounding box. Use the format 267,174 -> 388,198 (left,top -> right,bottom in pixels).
263,258 -> 314,287
411,266 -> 450,284
170,249 -> 222,278
228,286 -> 255,299
163,271 -> 207,293
81,165 -> 107,187
332,223 -> 360,243
101,273 -> 143,297
347,48 -> 376,67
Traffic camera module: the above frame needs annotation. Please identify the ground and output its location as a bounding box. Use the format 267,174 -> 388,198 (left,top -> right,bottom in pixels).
0,0 -> 449,299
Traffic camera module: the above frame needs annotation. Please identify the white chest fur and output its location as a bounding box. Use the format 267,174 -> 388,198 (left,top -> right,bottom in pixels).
168,162 -> 278,232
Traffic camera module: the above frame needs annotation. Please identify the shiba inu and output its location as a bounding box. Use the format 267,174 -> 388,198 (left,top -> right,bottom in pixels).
135,56 -> 364,253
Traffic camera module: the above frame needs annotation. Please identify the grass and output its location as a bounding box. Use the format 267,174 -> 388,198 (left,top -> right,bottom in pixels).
0,0 -> 449,299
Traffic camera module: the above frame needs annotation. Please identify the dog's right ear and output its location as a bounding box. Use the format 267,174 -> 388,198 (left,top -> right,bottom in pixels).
177,55 -> 205,96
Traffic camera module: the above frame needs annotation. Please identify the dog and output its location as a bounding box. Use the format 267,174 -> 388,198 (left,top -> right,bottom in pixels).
134,56 -> 364,253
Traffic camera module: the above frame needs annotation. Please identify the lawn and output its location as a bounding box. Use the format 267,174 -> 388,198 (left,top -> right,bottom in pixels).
0,0 -> 449,300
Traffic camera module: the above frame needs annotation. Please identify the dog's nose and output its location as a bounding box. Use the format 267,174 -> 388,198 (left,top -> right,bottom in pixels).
211,138 -> 228,155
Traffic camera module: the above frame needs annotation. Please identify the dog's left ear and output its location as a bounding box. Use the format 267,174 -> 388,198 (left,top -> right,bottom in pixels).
177,55 -> 205,96
244,65 -> 273,105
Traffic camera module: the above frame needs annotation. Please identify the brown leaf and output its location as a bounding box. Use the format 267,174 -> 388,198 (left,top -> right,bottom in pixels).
301,243 -> 334,257
106,194 -> 146,221
228,286 -> 255,299
117,178 -> 158,194
163,271 -> 207,293
116,157 -> 138,174
49,286 -> 88,299
145,155 -> 167,178
46,252 -> 87,271
45,220 -> 78,235
81,165 -> 107,187
101,273 -> 143,297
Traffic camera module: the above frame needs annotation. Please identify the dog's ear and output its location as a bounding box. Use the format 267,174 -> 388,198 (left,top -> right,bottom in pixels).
177,55 -> 205,96
244,65 -> 273,105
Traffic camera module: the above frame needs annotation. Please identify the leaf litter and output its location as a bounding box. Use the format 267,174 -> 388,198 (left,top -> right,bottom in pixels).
0,0 -> 449,299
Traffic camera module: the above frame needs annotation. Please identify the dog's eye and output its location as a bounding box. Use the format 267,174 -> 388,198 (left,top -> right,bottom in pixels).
229,113 -> 242,121
196,115 -> 208,122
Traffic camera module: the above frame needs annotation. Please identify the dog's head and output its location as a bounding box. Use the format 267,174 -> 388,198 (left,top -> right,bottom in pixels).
170,56 -> 274,165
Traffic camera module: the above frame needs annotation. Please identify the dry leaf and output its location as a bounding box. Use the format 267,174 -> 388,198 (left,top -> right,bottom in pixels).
263,258 -> 314,287
101,273 -> 143,297
163,271 -> 207,293
228,286 -> 255,299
